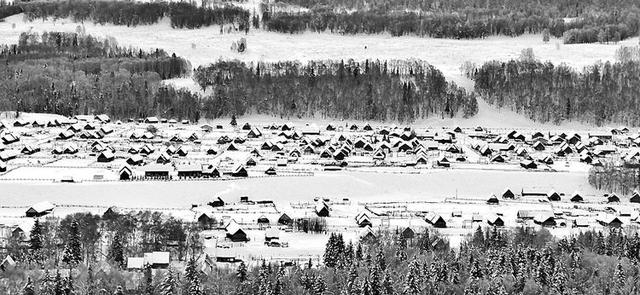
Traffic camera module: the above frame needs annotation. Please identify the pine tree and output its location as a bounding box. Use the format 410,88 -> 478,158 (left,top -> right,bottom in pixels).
360,277 -> 372,295
22,277 -> 35,295
403,260 -> 421,295
614,260 -> 626,292
30,219 -> 43,265
355,243 -> 363,261
347,262 -> 359,295
237,261 -> 247,282
273,266 -> 284,295
381,270 -> 393,295
369,263 -> 381,295
143,264 -> 154,295
158,268 -> 177,295
230,114 -> 237,126
40,270 -> 55,295
86,264 -> 96,295
113,286 -> 124,295
463,277 -> 480,295
64,270 -> 74,295
108,231 -> 125,268
54,270 -> 64,295
376,249 -> 386,271
324,233 -> 337,267
470,259 -> 483,279
62,220 -> 82,267
312,276 -> 326,295
486,275 -> 507,295
184,257 -> 202,295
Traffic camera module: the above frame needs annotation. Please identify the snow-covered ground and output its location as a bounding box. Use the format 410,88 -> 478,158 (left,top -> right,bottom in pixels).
0,169 -> 598,207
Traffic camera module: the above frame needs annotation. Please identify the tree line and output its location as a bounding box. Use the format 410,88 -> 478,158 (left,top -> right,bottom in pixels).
0,32 -> 195,120
470,54 -> 640,126
262,0 -> 640,42
1,0 -> 250,29
588,163 -> 640,195
5,222 -> 640,294
193,59 -> 478,122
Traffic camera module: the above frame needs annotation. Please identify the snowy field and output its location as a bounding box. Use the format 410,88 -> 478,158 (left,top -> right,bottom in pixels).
0,169 -> 598,207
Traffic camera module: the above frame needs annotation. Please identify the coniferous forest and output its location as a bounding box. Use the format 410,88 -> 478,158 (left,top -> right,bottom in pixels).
3,211 -> 640,295
0,32 -> 196,120
263,0 -> 640,42
470,56 -> 640,126
1,0 -> 251,30
193,60 -> 478,122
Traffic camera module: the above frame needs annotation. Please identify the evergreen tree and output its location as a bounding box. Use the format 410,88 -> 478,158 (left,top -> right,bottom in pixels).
143,264 -> 154,295
86,264 -> 96,295
463,277 -> 481,295
403,260 -> 421,295
113,286 -> 124,295
22,277 -> 35,295
184,257 -> 202,295
313,275 -> 326,295
614,260 -> 626,292
273,266 -> 285,295
158,268 -> 178,295
30,219 -> 43,265
237,261 -> 247,282
54,270 -> 64,295
230,114 -> 237,126
62,220 -> 82,266
347,262 -> 359,295
64,270 -> 74,295
355,243 -> 363,261
381,270 -> 394,295
108,231 -> 125,268
369,263 -> 381,295
360,277 -> 372,295
376,249 -> 386,271
40,270 -> 55,295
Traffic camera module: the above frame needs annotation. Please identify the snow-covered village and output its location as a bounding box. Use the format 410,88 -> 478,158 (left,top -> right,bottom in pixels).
2,0 -> 640,294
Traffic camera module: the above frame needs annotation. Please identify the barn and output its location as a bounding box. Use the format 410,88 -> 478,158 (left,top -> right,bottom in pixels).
225,221 -> 248,242
570,192 -> 584,202
547,190 -> 561,201
176,164 -> 202,178
26,201 -> 55,217
119,166 -> 133,180
278,213 -> 293,225
486,194 -> 500,205
97,150 -> 115,162
502,188 -> 515,199
533,213 -> 556,227
231,164 -> 248,177
487,215 -> 504,227
425,212 -> 446,228
597,215 -> 623,227
315,201 -> 330,217
143,164 -> 171,179
630,191 -> 640,203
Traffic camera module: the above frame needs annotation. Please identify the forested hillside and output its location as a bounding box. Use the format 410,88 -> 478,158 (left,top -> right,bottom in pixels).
0,32 -> 196,120
193,60 -> 478,122
470,53 -> 640,126
263,0 -> 639,42
0,1 -> 251,30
